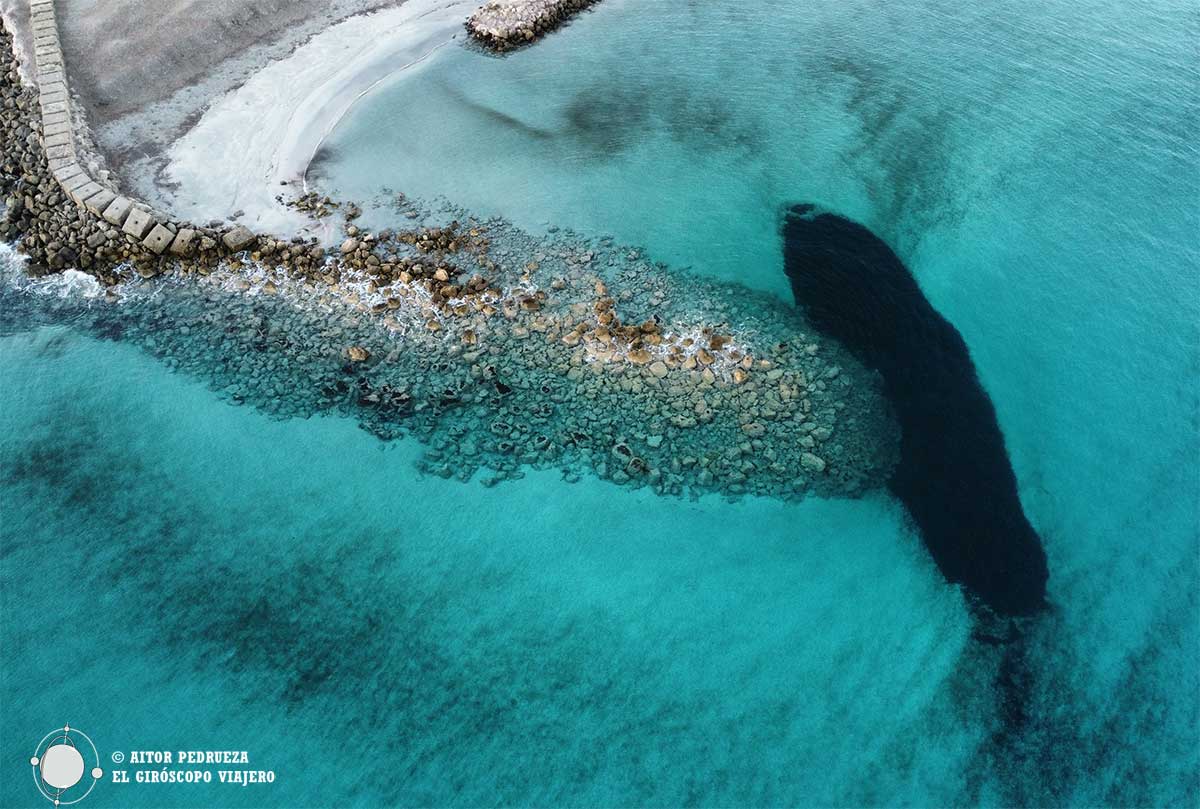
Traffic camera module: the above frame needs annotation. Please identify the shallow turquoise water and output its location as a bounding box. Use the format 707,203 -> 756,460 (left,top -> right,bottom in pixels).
3,326 -> 972,806
4,0 -> 1200,805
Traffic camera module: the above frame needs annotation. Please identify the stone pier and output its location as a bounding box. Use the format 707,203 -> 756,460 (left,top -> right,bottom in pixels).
467,0 -> 599,51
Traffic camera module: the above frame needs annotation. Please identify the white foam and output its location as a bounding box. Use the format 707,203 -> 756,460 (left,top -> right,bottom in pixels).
0,243 -> 108,299
161,0 -> 475,237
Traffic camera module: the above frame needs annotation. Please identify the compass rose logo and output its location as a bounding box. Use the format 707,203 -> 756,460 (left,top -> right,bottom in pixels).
29,725 -> 104,806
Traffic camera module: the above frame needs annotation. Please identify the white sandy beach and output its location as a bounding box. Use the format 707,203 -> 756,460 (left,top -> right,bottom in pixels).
0,0 -> 462,235
160,0 -> 475,235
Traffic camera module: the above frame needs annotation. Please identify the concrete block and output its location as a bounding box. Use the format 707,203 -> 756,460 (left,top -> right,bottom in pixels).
55,167 -> 86,189
42,101 -> 68,117
53,162 -> 83,182
69,180 -> 102,206
122,208 -> 154,239
143,224 -> 175,255
223,225 -> 256,251
62,171 -> 91,192
63,173 -> 90,192
45,143 -> 73,160
43,120 -> 71,137
48,155 -> 73,171
40,90 -> 67,106
102,196 -> 134,226
44,131 -> 71,148
169,228 -> 198,256
83,188 -> 116,217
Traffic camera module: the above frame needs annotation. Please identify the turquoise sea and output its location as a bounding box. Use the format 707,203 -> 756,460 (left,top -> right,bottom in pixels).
3,0 -> 1198,806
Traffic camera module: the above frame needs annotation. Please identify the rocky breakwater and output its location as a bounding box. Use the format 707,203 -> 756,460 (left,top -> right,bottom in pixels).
184,199 -> 898,499
2,201 -> 900,501
0,8 -> 263,283
0,10 -> 900,503
467,0 -> 599,51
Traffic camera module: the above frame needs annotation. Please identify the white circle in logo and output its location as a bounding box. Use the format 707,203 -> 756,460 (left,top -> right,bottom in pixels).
39,744 -> 85,790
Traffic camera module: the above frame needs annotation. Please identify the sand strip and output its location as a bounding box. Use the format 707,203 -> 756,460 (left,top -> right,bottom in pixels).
159,0 -> 474,235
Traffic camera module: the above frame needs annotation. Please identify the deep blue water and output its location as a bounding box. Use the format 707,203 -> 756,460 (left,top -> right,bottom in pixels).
4,0 -> 1199,805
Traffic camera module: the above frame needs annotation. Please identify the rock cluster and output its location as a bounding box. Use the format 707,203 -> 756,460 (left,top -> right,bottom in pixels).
2,205 -> 900,502
467,0 -> 600,51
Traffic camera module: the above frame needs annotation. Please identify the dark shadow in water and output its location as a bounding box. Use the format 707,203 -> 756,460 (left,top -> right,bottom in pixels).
780,203 -> 1048,617
781,203 -> 1051,744
437,81 -> 557,142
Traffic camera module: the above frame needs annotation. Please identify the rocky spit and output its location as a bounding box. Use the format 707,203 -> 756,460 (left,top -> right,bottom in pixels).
0,20 -> 899,501
467,0 -> 599,51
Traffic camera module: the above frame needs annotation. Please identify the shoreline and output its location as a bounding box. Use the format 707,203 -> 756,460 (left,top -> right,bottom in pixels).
161,0 -> 475,235
0,1 -> 412,205
3,0 -> 602,236
0,7 -> 900,502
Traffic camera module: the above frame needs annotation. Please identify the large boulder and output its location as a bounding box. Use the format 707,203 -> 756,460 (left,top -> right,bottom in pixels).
222,225 -> 255,252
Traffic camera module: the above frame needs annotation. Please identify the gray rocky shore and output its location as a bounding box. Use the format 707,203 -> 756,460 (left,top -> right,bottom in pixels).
0,16 -> 898,501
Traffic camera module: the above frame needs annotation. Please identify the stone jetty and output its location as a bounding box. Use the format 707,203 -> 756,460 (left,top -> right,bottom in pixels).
467,0 -> 600,51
